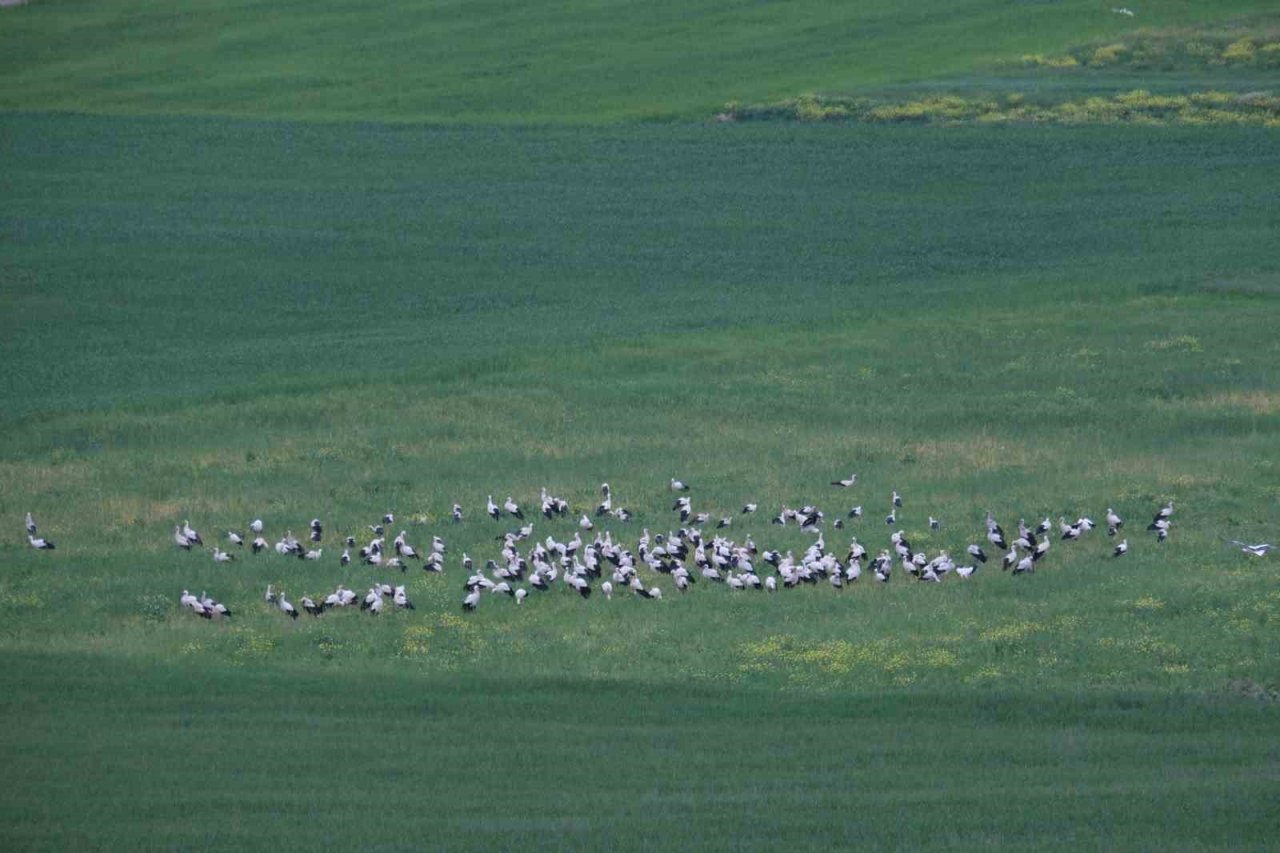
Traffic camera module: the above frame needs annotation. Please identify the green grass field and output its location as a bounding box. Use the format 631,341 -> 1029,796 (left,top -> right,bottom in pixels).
0,0 -> 1273,121
2,0 -> 1279,849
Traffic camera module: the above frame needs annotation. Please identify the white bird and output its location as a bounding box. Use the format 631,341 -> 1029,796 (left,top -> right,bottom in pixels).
1112,7 -> 1135,17
487,496 -> 500,520
27,534 -> 55,550
278,593 -> 298,620
173,526 -> 192,550
264,584 -> 276,604
463,589 -> 481,611
579,514 -> 594,530
301,596 -> 323,617
181,520 -> 202,545
956,565 -> 976,579
831,474 -> 858,488
514,588 -> 528,604
1106,508 -> 1123,536
250,519 -> 264,534
211,547 -> 234,563
452,503 -> 463,523
252,537 -> 267,554
601,581 -> 613,600
395,538 -> 418,562
227,531 -> 244,546
182,590 -> 211,618
742,503 -> 758,514
1230,541 -> 1273,557
200,592 -> 228,618
504,497 -> 524,520
1113,539 -> 1129,558
670,478 -> 690,492
25,512 -> 37,536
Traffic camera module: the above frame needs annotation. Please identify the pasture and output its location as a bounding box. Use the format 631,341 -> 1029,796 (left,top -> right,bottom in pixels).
2,0 -> 1279,849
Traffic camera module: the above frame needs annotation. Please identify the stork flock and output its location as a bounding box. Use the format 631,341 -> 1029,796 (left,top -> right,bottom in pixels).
25,477 -> 1253,622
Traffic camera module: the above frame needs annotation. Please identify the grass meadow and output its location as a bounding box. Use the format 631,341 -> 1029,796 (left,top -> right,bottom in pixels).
3,0 -> 1280,849
0,0 -> 1272,122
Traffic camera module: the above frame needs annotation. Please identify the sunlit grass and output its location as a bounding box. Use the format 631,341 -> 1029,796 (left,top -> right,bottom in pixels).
0,0 -> 1271,122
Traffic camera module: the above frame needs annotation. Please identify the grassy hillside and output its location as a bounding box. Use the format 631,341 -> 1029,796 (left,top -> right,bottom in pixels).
4,115 -> 1279,674
2,119 -> 1278,850
5,115 -> 1279,421
3,653 -> 1276,851
0,0 -> 1272,122
3,1 -> 1279,848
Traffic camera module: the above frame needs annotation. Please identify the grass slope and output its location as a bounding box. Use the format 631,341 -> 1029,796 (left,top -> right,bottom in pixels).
2,652 -> 1277,851
0,0 -> 1271,122
3,2 -> 1280,846
2,117 -> 1278,849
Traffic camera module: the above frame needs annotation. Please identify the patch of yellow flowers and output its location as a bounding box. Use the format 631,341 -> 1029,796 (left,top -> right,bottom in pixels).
1020,31 -> 1280,69
738,634 -> 959,681
725,90 -> 1280,127
400,625 -> 434,658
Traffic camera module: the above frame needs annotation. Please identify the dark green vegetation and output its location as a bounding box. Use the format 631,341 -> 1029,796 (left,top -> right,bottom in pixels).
3,0 -> 1280,848
3,653 -> 1276,851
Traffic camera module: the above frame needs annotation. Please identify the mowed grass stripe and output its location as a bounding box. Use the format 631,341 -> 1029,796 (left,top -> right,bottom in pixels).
2,0 -> 1272,122
3,115 -> 1278,422
0,652 -> 1276,851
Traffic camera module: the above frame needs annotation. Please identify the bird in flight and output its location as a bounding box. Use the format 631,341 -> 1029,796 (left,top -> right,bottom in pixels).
1229,541 -> 1273,557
